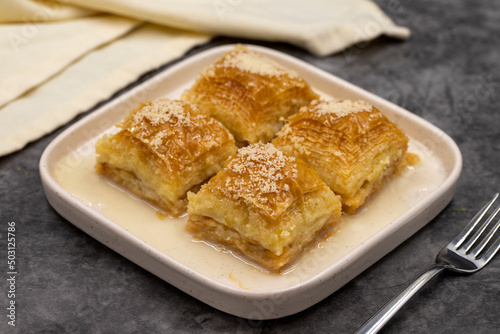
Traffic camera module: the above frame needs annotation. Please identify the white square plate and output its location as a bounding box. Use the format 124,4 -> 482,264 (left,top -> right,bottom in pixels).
40,45 -> 462,320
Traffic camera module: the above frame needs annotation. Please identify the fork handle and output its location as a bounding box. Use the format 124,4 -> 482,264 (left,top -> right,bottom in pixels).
355,263 -> 446,334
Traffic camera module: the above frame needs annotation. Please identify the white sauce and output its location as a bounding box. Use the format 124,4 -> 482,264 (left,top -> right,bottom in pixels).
53,138 -> 445,291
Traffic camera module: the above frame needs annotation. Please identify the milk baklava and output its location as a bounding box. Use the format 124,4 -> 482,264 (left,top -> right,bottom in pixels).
181,45 -> 319,145
272,99 -> 409,214
186,143 -> 342,271
95,98 -> 237,217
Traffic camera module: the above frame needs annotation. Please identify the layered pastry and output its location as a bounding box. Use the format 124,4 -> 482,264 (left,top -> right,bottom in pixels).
95,98 -> 237,217
272,99 -> 409,214
186,143 -> 342,271
181,45 -> 319,145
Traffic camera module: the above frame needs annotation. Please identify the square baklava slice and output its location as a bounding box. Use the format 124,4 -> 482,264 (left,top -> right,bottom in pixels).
95,98 -> 237,217
273,99 -> 409,214
186,143 -> 342,271
181,45 -> 318,145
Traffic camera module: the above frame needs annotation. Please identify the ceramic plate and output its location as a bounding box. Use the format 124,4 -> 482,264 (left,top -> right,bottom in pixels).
40,45 -> 462,319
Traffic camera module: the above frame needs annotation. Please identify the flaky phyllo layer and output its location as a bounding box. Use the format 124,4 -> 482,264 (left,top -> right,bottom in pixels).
95,98 -> 237,217
187,143 -> 342,271
182,45 -> 318,145
273,99 -> 410,214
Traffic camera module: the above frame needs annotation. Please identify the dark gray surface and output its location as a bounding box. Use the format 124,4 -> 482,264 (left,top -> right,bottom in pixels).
1,0 -> 499,333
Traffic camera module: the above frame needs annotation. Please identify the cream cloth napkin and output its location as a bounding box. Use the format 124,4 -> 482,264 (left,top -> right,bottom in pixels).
0,0 -> 409,157
64,0 -> 410,56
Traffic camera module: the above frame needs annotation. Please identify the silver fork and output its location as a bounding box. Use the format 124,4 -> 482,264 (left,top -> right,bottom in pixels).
355,193 -> 500,334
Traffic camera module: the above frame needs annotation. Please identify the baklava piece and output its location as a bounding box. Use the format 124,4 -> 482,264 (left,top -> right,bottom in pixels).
95,98 -> 237,217
181,45 -> 319,145
186,143 -> 342,271
273,99 -> 409,214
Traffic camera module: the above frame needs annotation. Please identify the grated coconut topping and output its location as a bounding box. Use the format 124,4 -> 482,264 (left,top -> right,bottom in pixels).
309,99 -> 373,119
129,98 -> 216,150
206,46 -> 298,79
131,99 -> 196,127
223,143 -> 298,204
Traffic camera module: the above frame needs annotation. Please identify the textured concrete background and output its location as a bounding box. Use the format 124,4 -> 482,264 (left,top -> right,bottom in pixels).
1,0 -> 499,333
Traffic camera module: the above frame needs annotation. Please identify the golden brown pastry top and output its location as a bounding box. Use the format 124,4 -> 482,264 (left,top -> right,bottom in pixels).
274,99 -> 407,162
200,44 -> 318,109
273,99 -> 409,199
278,99 -> 381,138
119,98 -> 235,175
199,143 -> 329,222
181,45 -> 319,144
203,44 -> 300,80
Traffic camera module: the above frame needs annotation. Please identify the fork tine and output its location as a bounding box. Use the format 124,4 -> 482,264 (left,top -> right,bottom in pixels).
453,193 -> 499,249
481,229 -> 500,263
472,208 -> 500,257
463,200 -> 500,253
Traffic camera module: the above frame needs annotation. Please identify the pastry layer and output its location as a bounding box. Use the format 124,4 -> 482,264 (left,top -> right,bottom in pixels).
182,45 -> 319,145
186,143 -> 342,271
273,99 -> 409,214
95,98 -> 237,217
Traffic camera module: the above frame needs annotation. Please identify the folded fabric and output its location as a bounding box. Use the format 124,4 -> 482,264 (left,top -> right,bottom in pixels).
0,0 -> 409,157
0,15 -> 141,108
0,24 -> 211,156
0,0 -> 96,23
65,0 -> 410,56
